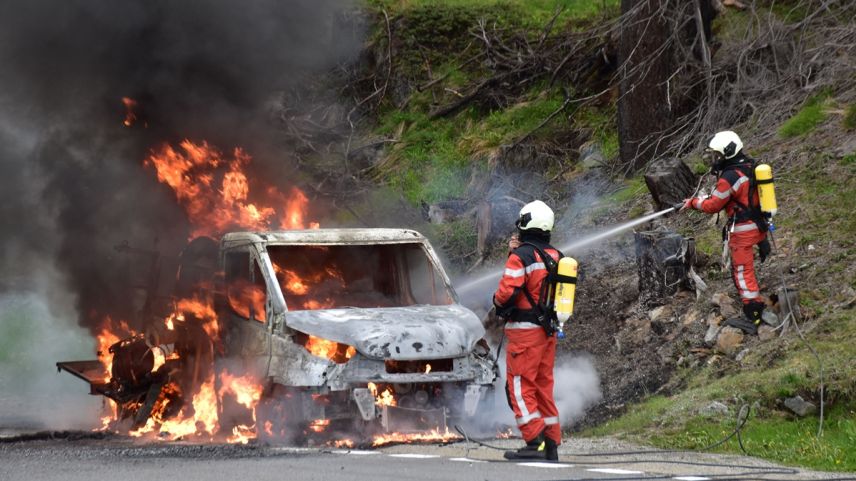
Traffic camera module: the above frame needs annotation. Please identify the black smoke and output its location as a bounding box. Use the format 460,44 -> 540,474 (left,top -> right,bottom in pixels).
0,0 -> 361,333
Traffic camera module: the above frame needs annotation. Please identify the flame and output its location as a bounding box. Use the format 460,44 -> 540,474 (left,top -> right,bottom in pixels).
367,382 -> 396,407
95,317 -> 133,382
121,97 -> 137,127
151,346 -> 166,373
227,281 -> 266,323
227,424 -> 256,444
329,439 -> 355,449
144,139 -> 313,238
425,364 -> 432,374
131,376 -> 219,440
308,419 -> 330,433
218,371 -> 263,409
304,336 -> 356,363
371,428 -> 460,447
177,297 -> 220,338
97,400 -> 117,431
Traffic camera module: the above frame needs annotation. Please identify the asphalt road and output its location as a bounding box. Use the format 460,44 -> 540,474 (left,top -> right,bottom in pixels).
1,433 -> 851,481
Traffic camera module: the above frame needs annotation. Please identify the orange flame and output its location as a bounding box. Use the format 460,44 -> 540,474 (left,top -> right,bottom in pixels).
308,419 -> 331,433
144,140 -> 313,238
371,428 -> 460,447
304,336 -> 356,363
121,97 -> 137,127
227,281 -> 266,323
367,382 -> 396,407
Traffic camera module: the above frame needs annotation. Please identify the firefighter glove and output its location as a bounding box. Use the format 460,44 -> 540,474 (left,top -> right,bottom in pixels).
758,239 -> 772,263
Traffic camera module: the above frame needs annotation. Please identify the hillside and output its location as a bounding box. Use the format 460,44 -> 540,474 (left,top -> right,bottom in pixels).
344,0 -> 856,471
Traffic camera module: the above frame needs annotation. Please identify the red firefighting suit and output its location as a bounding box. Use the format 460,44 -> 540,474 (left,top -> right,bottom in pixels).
689,160 -> 767,306
493,242 -> 561,445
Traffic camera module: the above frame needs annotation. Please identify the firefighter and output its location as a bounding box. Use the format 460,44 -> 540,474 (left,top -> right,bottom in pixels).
493,200 -> 561,462
681,131 -> 774,334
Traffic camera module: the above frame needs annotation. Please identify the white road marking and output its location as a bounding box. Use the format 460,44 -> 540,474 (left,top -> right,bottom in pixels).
331,450 -> 379,455
270,447 -> 317,453
673,477 -> 711,480
388,454 -> 440,459
449,457 -> 486,463
587,468 -> 644,474
516,462 -> 574,468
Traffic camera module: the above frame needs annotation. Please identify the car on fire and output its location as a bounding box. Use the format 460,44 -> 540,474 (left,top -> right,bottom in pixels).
59,228 -> 497,440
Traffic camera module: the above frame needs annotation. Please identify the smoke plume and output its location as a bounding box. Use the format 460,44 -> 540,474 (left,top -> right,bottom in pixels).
0,0 -> 359,427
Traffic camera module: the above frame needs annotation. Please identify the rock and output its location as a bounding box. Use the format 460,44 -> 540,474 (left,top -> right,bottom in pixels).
711,292 -> 740,319
579,141 -> 605,168
426,200 -> 468,224
699,401 -> 729,417
649,305 -> 673,322
715,327 -> 744,355
704,324 -> 721,346
784,396 -> 817,417
735,348 -> 750,362
758,325 -> 776,341
761,309 -> 779,326
682,308 -> 702,326
706,312 -> 722,326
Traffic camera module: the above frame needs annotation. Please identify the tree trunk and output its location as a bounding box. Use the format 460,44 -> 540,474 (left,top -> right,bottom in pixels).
617,0 -> 717,174
617,0 -> 674,173
635,230 -> 696,306
644,157 -> 698,210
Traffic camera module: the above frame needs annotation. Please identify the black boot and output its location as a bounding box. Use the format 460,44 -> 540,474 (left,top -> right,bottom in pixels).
742,301 -> 766,334
724,316 -> 758,335
503,432 -> 545,460
544,437 -> 559,462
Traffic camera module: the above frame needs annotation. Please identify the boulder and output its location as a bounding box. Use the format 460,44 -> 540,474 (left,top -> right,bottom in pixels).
704,324 -> 721,346
715,326 -> 744,355
649,305 -> 673,322
711,292 -> 740,319
682,307 -> 702,327
783,396 -> 817,417
579,141 -> 605,168
699,401 -> 729,417
758,325 -> 776,341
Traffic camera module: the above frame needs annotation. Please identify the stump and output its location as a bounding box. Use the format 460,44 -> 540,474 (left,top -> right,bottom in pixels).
644,157 -> 698,210
635,230 -> 696,306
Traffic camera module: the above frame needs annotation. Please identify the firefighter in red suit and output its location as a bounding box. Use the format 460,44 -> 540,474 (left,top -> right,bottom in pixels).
682,131 -> 773,334
493,200 -> 561,462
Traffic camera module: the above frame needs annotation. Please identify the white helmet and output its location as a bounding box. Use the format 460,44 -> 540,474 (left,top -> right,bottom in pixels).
516,200 -> 554,232
708,131 -> 743,159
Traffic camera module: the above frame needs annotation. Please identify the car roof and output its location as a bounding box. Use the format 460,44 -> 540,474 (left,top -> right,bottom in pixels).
221,228 -> 427,246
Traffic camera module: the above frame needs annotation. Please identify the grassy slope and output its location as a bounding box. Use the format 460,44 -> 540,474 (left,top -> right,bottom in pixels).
581,9 -> 856,470
363,1 -> 856,472
363,0 -> 619,205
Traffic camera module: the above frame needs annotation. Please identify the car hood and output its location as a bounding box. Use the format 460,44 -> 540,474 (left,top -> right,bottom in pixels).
284,304 -> 485,360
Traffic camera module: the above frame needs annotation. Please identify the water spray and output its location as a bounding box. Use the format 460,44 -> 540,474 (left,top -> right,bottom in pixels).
455,206 -> 677,295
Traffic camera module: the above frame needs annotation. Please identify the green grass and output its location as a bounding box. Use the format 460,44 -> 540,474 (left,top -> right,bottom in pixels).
778,91 -> 832,138
605,175 -> 646,204
368,0 -> 619,25
585,153 -> 856,471
843,104 -> 856,130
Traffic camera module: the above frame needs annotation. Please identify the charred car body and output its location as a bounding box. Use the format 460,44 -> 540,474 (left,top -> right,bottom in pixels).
59,229 -> 497,438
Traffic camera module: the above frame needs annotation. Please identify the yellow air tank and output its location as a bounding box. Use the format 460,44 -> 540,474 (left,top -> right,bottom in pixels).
755,163 -> 777,216
553,257 -> 578,324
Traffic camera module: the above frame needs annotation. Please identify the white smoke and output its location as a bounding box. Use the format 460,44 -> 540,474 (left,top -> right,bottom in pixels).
481,351 -> 601,435
553,355 -> 601,425
0,292 -> 101,431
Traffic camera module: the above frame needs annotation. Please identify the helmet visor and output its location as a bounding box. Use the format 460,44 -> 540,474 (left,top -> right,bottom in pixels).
703,148 -> 724,168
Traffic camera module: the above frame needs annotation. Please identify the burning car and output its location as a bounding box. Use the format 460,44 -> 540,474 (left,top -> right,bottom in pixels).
59,228 -> 497,443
